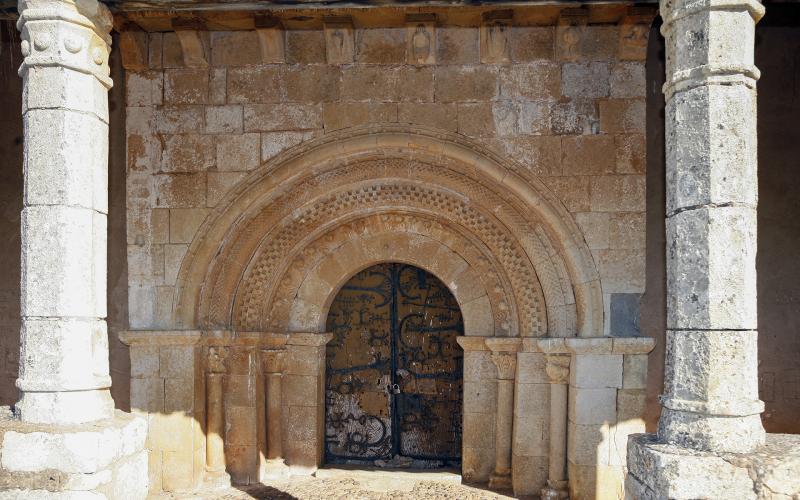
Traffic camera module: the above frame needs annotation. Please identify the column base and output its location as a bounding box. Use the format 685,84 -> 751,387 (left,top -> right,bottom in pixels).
261,458 -> 290,480
541,480 -> 569,500
203,469 -> 232,490
488,471 -> 513,491
626,433 -> 800,499
0,407 -> 148,499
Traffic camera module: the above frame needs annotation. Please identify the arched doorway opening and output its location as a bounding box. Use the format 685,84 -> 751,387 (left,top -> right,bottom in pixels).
324,263 -> 464,468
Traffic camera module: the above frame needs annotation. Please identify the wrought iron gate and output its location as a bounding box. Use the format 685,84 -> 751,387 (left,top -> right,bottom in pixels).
324,263 -> 464,466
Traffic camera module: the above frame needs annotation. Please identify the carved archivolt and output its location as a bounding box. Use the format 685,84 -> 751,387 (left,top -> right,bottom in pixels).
173,125 -> 603,338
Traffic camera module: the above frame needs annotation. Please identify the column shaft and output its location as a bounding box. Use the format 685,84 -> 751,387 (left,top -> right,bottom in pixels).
542,354 -> 569,500
261,349 -> 286,460
206,372 -> 225,472
16,0 -> 115,424
658,0 -> 766,453
486,338 -> 521,491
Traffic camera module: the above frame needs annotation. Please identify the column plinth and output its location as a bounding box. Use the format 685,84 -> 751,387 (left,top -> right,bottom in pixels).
486,338 -> 521,491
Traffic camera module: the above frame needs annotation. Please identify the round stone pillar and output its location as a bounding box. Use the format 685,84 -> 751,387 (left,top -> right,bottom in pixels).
658,0 -> 766,453
486,338 -> 521,490
542,354 -> 569,500
261,348 -> 286,459
15,0 -> 115,424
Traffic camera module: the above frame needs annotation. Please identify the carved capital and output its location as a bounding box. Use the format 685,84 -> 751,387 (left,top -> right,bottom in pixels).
260,349 -> 286,374
207,346 -> 228,373
17,0 -> 113,88
545,354 -> 570,385
491,351 -> 517,380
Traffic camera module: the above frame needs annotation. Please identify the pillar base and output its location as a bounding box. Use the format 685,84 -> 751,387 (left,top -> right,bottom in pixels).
541,480 -> 569,500
626,433 -> 800,499
203,469 -> 232,490
0,408 -> 148,499
260,458 -> 290,481
488,471 -> 513,491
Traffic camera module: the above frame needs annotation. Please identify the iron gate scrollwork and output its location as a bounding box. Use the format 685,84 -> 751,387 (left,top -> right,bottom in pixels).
325,263 -> 464,466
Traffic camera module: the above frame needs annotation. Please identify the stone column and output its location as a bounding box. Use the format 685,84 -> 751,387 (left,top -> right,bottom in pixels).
658,0 -> 765,454
541,354 -> 569,500
486,338 -> 521,490
206,346 -> 228,479
15,0 -> 114,424
261,348 -> 286,460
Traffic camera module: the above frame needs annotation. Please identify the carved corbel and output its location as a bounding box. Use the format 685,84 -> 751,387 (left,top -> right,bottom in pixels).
255,15 -> 285,64
119,25 -> 148,71
406,13 -> 436,65
323,16 -> 354,64
545,354 -> 570,385
556,8 -> 588,62
618,7 -> 656,61
172,18 -> 208,68
480,10 -> 512,64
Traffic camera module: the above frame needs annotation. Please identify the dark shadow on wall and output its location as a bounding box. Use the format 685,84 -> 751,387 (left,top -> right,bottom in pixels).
640,18 -> 666,433
0,21 -> 22,407
0,23 -> 130,411
754,4 -> 800,434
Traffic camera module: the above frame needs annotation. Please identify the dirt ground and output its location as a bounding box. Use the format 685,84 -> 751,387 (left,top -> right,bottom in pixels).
155,475 -> 522,500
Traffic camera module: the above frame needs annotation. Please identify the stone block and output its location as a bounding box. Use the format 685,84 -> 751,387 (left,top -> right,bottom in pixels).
225,374 -> 255,408
163,244 -> 188,285
462,446 -> 494,483
551,98 -> 597,135
570,354 -> 622,389
24,109 -> 107,211
130,346 -> 159,379
665,84 -> 757,212
617,388 -> 646,422
463,412 -> 495,450
126,71 -> 163,106
437,27 -> 478,64
225,406 -> 257,446
244,104 -> 322,132
569,387 -> 617,425
23,66 -> 109,121
285,66 -> 340,103
108,450 -> 149,500
615,133 -> 645,174
161,134 -> 215,172
623,354 -> 648,390
283,374 -> 321,408
512,455 -> 548,496
217,133 -> 261,171
609,293 -> 642,337
210,31 -> 261,67
355,28 -> 405,64
434,66 -> 497,102
561,62 -> 609,98
164,69 -> 209,104
463,380 -> 496,412
499,62 -> 560,100
260,131 -> 314,162
154,106 -> 204,134
610,62 -> 645,98
130,377 -> 164,413
227,66 -> 285,104
205,105 -> 243,134
324,19 -> 355,64
666,207 -> 757,330
463,351 -> 495,382
208,172 -> 247,207
568,422 -> 611,466
340,65 -> 400,102
609,212 -> 645,250
627,435 -> 758,499
498,135 -> 561,178
570,463 -> 625,500
609,419 -> 645,467
516,352 -> 548,383
128,285 -> 155,329
542,176 -> 590,213
398,102 -> 457,131
590,175 -> 645,212
322,102 -> 396,131
398,66 -> 435,102
164,378 -> 194,413
510,26 -> 554,62
149,412 -> 194,453
168,208 -> 209,244
600,98 -> 645,134
161,450 -> 193,491
153,173 -> 206,208
20,207 -> 102,318
575,212 -> 610,250
285,406 -> 318,443
285,345 -> 324,377
457,102 -> 515,138
562,135 -> 615,175
286,30 -> 326,64
225,444 -> 258,484
158,346 -> 194,379
210,68 -> 226,104
596,249 -> 645,293
514,100 -> 552,135
512,412 -> 548,458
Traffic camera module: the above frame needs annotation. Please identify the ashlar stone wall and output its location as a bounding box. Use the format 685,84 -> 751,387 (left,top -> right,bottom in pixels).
122,9 -> 651,495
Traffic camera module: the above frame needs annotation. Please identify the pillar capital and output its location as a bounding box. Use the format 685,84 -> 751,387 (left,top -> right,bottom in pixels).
544,354 -> 570,385
260,348 -> 286,374
207,346 -> 228,374
17,0 -> 113,89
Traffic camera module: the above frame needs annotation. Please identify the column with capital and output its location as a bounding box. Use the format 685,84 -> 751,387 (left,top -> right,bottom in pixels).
541,354 -> 569,500
205,346 -> 229,483
261,348 -> 286,467
486,338 -> 521,490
